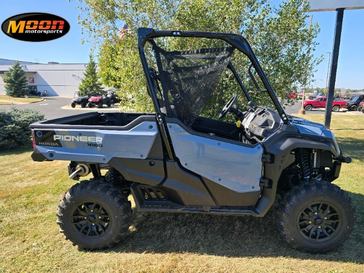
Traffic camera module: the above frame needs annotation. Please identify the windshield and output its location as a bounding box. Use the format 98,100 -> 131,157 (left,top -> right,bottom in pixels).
145,36 -> 272,125
352,96 -> 359,102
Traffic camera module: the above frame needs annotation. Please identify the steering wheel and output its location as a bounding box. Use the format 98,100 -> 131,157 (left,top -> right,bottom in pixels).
219,95 -> 238,119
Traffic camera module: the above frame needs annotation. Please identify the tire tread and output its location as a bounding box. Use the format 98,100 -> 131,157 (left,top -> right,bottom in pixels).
277,180 -> 356,253
56,179 -> 132,250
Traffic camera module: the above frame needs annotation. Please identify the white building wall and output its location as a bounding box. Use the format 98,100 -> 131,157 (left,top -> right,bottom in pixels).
0,62 -> 86,97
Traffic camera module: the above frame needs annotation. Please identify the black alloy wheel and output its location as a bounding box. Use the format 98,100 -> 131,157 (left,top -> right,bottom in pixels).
57,179 -> 132,250
277,180 -> 356,253
297,202 -> 341,242
71,201 -> 111,238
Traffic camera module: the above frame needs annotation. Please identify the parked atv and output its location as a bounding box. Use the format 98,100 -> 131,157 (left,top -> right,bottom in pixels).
346,94 -> 364,111
108,91 -> 121,104
30,28 -> 356,254
71,91 -> 90,108
359,101 -> 364,112
87,92 -> 119,108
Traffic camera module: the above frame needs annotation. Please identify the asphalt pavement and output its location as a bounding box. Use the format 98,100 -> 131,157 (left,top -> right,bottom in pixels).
0,97 -> 120,120
0,96 -> 361,120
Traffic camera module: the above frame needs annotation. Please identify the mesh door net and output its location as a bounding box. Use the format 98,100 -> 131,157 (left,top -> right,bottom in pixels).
154,46 -> 234,125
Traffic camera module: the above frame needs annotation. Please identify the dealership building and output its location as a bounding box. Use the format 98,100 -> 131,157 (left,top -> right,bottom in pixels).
0,58 -> 86,97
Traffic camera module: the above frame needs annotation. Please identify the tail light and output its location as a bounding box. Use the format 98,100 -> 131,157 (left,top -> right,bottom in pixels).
31,130 -> 35,150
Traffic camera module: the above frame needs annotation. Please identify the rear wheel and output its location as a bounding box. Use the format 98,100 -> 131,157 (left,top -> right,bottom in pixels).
304,104 -> 313,111
88,103 -> 93,108
277,180 -> 356,253
332,105 -> 340,112
56,179 -> 132,250
98,101 -> 103,108
351,105 -> 357,111
71,102 -> 76,108
81,102 -> 87,108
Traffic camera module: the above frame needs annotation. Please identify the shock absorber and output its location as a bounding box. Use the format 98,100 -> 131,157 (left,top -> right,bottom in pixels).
105,168 -> 130,195
297,148 -> 311,180
105,167 -> 117,183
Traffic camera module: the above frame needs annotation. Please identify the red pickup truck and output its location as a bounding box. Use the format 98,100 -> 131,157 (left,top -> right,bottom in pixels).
303,96 -> 347,112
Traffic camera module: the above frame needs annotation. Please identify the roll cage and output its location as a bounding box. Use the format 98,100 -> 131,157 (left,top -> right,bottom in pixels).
137,28 -> 289,125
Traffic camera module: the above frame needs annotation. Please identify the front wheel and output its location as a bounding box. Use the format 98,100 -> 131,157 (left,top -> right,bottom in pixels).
56,179 -> 132,250
277,180 -> 356,253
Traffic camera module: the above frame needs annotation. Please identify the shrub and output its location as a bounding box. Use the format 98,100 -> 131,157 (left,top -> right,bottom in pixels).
3,61 -> 29,97
0,107 -> 45,150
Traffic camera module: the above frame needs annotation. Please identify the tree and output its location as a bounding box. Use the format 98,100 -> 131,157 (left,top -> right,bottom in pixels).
78,54 -> 103,94
74,0 -> 321,112
3,61 -> 29,97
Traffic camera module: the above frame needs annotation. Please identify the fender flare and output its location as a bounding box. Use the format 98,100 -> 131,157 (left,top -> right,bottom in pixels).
256,136 -> 337,216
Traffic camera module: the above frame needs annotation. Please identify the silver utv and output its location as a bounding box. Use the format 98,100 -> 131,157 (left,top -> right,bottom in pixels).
31,28 -> 355,253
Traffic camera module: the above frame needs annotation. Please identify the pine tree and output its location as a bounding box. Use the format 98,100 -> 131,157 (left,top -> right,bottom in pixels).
3,61 -> 29,97
78,54 -> 103,94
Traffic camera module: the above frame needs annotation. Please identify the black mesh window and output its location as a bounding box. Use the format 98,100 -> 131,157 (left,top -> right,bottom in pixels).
153,45 -> 234,125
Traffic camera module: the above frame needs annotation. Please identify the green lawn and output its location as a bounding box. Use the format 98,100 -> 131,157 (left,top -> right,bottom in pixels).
0,95 -> 43,104
0,115 -> 363,272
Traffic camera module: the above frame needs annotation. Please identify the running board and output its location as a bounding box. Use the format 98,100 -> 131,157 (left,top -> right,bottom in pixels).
139,204 -> 259,216
131,186 -> 259,216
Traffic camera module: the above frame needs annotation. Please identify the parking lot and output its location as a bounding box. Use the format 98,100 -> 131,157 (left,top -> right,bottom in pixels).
0,96 -> 120,119
0,96 -> 362,120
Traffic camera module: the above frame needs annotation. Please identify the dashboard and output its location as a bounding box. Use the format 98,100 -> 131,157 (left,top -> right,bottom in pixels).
241,107 -> 282,141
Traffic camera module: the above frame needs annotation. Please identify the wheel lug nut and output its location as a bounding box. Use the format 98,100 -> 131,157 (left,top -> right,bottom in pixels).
324,217 -> 327,219
84,217 -> 87,219
309,221 -> 311,224
91,210 -> 93,212
99,216 -> 101,219
315,212 -> 317,215
318,226 -> 321,229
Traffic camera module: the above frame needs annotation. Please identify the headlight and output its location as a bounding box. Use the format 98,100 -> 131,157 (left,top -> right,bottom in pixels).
328,131 -> 341,157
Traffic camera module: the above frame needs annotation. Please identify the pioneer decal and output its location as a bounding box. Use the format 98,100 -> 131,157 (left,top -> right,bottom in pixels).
34,130 -> 103,148
53,135 -> 102,143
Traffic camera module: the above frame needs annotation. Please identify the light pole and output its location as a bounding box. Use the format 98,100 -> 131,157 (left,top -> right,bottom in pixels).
299,15 -> 313,115
325,52 -> 331,93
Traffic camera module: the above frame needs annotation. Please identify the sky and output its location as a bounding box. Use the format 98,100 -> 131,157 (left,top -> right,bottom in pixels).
1,0 -> 364,90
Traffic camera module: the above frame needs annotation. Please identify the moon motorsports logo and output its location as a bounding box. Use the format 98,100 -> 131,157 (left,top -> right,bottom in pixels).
1,12 -> 70,42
